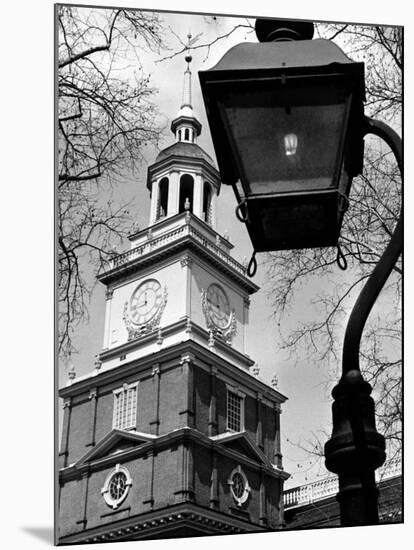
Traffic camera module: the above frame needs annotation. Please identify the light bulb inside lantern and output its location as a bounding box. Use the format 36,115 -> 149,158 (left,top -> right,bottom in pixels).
284,133 -> 298,156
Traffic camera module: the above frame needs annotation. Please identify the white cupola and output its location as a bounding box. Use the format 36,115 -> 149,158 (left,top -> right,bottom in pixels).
146,39 -> 221,228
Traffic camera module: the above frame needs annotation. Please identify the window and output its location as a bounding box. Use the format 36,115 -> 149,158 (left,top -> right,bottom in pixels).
232,472 -> 245,499
203,182 -> 212,224
228,466 -> 250,507
179,174 -> 194,213
184,128 -> 190,141
113,382 -> 138,430
101,464 -> 133,509
227,388 -> 244,432
157,177 -> 169,220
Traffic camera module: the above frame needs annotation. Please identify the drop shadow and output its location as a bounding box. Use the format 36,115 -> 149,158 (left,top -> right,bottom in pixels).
21,526 -> 54,544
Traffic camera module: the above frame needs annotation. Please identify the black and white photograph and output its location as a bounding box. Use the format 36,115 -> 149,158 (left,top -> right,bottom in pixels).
4,1 -> 409,548
55,2 -> 403,545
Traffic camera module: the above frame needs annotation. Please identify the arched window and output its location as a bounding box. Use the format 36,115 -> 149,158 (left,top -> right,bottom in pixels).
157,177 -> 169,220
179,174 -> 194,214
203,182 -> 212,224
184,128 -> 190,141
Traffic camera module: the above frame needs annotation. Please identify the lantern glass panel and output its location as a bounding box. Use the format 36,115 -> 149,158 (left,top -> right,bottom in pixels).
219,83 -> 349,196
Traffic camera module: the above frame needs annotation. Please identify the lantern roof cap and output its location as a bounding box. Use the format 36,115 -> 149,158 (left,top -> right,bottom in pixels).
204,39 -> 361,75
154,141 -> 215,165
255,19 -> 315,42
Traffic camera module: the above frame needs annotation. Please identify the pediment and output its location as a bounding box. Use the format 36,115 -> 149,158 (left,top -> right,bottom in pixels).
74,429 -> 156,467
211,431 -> 273,468
223,438 -> 259,460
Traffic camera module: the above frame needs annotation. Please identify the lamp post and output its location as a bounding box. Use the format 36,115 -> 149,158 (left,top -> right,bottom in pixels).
199,19 -> 402,526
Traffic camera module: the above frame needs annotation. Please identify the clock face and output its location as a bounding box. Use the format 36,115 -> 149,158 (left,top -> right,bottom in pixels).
206,283 -> 231,329
129,279 -> 163,325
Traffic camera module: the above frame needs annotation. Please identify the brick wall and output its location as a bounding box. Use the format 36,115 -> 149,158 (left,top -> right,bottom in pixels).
59,351 -> 285,539
62,358 -> 281,466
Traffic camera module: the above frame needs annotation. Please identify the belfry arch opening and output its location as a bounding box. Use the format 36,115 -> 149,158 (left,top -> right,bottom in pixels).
157,177 -> 169,220
203,182 -> 212,224
179,174 -> 194,214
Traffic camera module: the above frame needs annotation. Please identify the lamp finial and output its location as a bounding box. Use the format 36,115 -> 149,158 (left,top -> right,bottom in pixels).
255,19 -> 314,42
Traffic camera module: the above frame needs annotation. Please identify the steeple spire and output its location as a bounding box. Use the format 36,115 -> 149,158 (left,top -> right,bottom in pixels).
181,33 -> 193,109
171,33 -> 202,143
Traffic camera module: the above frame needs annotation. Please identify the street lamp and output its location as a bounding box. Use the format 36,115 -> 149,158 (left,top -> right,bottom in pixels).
199,19 -> 402,526
199,19 -> 365,253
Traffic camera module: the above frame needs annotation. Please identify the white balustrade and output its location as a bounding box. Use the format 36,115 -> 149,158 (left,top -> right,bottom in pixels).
107,218 -> 247,276
283,454 -> 402,509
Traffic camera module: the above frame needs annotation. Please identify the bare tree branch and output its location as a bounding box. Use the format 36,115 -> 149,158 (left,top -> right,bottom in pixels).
57,6 -> 165,358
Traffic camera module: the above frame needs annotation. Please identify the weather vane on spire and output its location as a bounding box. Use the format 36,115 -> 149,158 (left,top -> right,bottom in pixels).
180,30 -> 201,110
185,32 -> 193,66
184,30 -> 203,65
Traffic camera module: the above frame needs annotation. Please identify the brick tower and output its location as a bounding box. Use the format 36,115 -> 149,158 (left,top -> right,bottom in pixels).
58,47 -> 289,544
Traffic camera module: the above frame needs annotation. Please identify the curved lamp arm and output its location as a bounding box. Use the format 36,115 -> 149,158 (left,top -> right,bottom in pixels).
342,117 -> 402,374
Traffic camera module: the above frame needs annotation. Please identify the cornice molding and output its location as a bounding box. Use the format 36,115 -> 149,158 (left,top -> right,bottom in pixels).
59,426 -> 288,483
58,501 -> 268,544
98,235 -> 258,294
59,338 -> 287,406
98,317 -> 187,361
128,212 -> 233,250
97,318 -> 253,369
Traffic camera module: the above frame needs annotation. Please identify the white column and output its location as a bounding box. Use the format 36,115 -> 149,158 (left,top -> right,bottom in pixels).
103,288 -> 113,350
149,178 -> 159,225
168,171 -> 180,216
193,174 -> 203,219
243,296 -> 250,354
210,189 -> 217,229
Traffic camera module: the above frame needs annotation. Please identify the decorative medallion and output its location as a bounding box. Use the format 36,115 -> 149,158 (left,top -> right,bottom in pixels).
101,464 -> 132,509
228,465 -> 251,507
202,283 -> 237,343
123,279 -> 167,340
